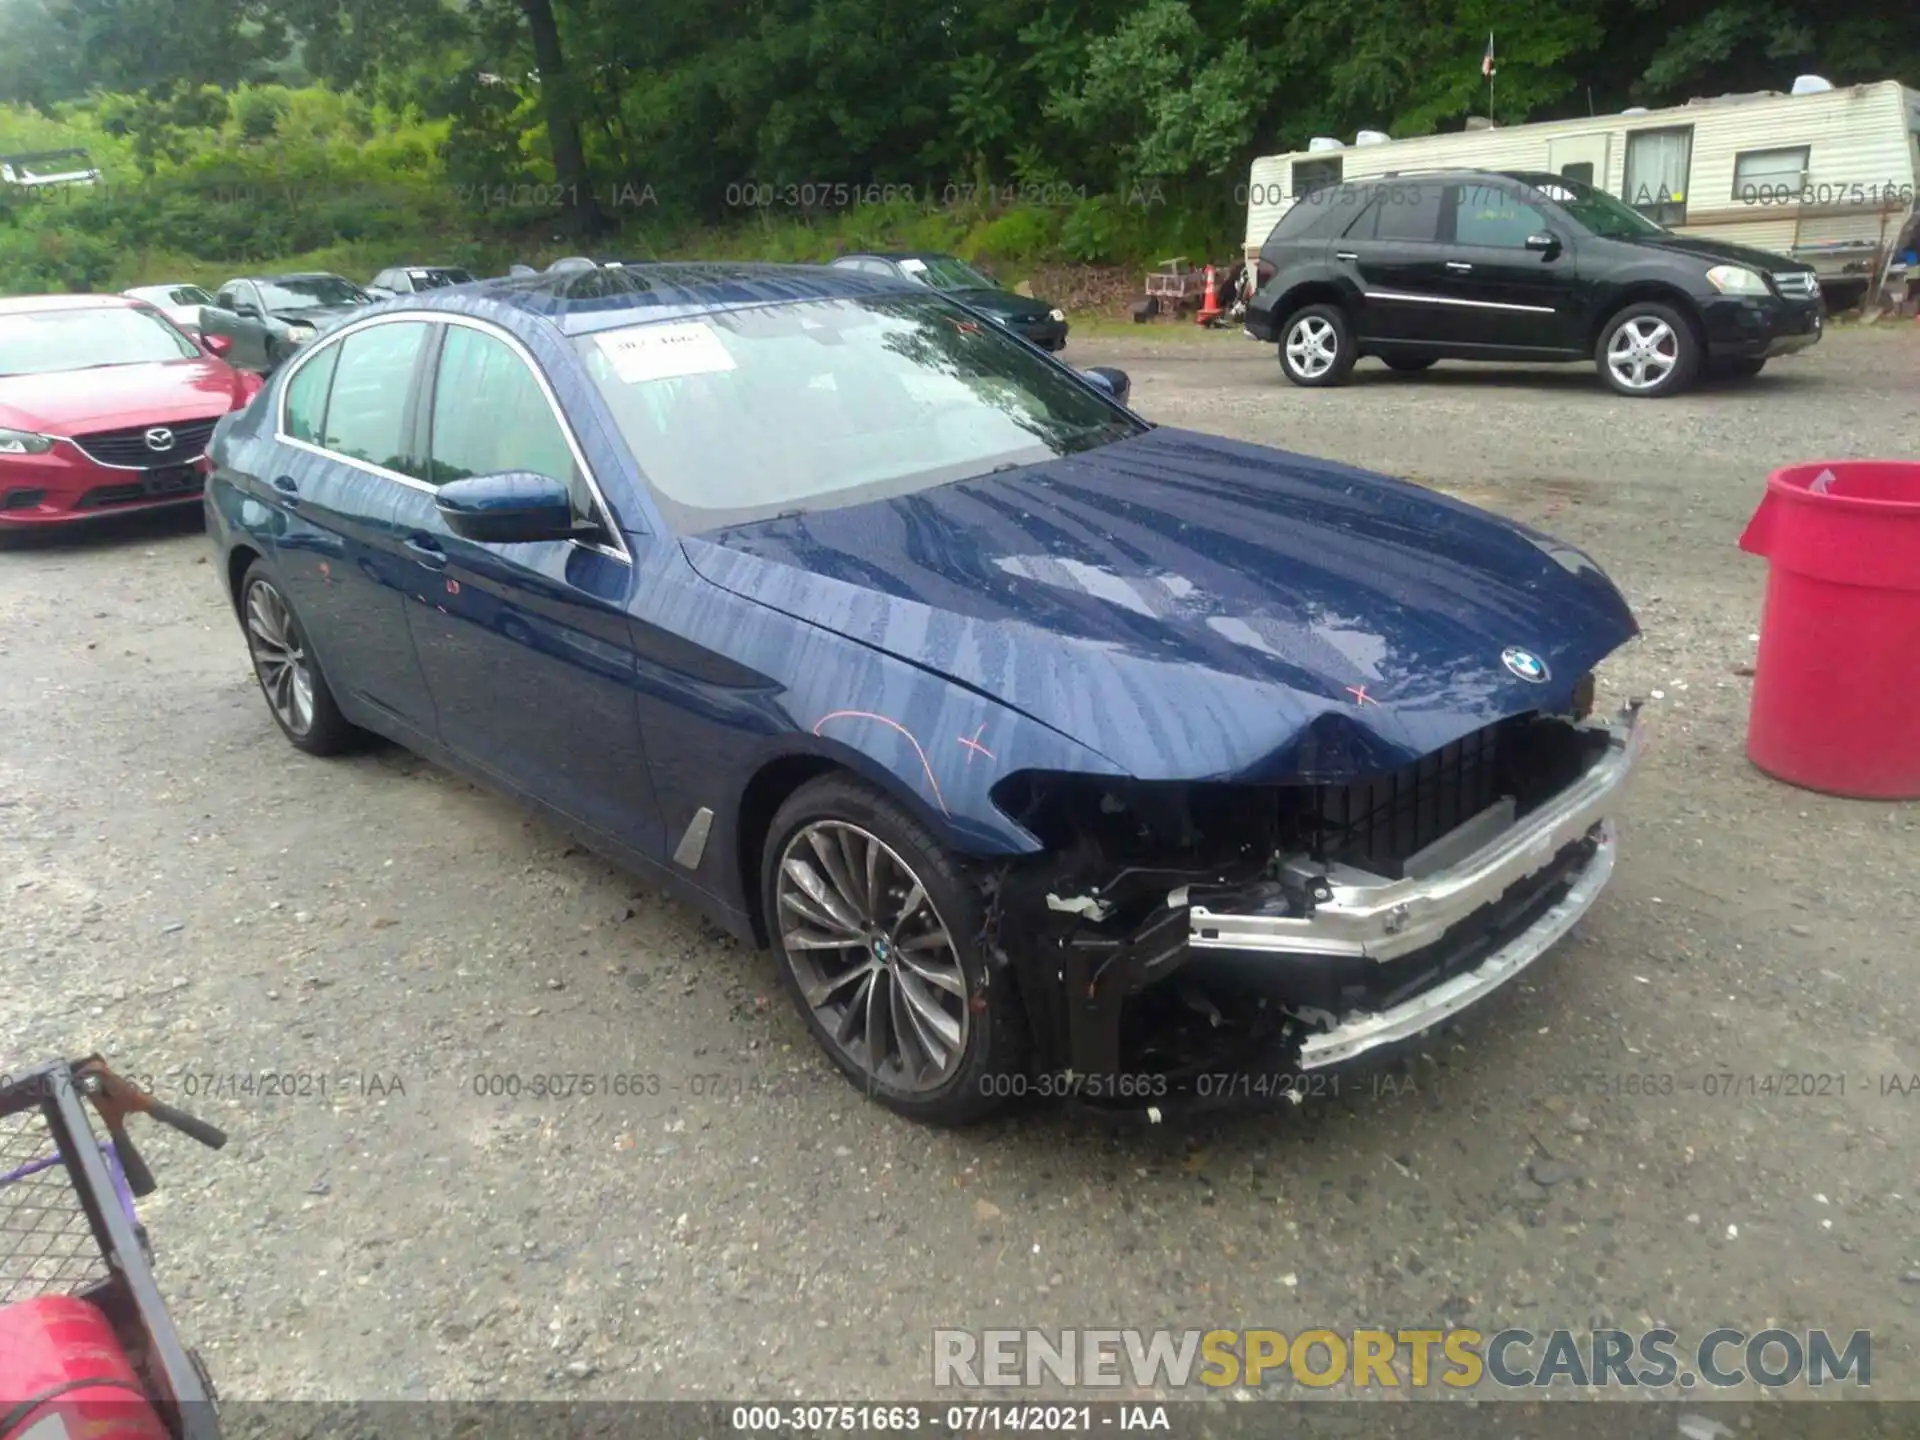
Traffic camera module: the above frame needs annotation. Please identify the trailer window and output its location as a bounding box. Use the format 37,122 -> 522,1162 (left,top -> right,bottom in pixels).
1292,157 -> 1343,198
1624,127 -> 1692,225
1733,146 -> 1808,203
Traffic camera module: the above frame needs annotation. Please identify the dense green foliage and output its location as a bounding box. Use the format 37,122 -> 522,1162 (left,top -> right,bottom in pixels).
0,0 -> 1914,291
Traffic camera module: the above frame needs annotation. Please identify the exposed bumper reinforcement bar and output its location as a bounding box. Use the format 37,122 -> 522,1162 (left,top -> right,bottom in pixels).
1294,819 -> 1616,1070
1188,705 -> 1643,964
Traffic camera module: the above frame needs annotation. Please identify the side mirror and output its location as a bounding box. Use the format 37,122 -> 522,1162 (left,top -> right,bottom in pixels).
1082,366 -> 1132,406
1525,232 -> 1562,256
434,471 -> 592,545
200,332 -> 234,358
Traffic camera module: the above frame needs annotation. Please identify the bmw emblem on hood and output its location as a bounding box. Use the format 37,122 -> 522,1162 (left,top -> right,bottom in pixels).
1502,647 -> 1550,683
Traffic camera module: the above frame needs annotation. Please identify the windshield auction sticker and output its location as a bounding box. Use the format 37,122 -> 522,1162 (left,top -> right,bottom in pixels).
594,321 -> 737,383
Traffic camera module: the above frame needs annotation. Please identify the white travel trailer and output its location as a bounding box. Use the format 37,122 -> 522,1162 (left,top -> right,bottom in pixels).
0,148 -> 101,189
1243,78 -> 1920,302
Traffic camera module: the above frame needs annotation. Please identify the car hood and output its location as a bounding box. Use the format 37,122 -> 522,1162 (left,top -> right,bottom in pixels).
946,287 -> 1055,323
1620,233 -> 1805,273
0,359 -> 250,435
679,428 -> 1640,782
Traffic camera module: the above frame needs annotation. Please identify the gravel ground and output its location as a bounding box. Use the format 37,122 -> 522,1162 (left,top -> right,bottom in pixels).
1,324 -> 1917,1405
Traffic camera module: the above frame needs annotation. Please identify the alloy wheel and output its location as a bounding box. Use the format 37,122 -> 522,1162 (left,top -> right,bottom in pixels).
244,579 -> 316,736
1286,316 -> 1338,379
775,820 -> 970,1092
1606,317 -> 1679,392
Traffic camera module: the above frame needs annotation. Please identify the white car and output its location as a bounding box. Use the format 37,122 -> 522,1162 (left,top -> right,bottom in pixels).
122,284 -> 218,338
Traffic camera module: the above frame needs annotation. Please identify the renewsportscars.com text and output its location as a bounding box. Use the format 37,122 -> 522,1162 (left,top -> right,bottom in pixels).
932,1327 -> 1871,1391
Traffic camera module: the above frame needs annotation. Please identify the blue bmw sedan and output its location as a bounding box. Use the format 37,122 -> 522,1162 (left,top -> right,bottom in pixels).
206,262 -> 1645,1126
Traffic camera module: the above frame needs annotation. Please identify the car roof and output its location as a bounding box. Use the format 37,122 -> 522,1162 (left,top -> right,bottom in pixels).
0,293 -> 143,315
1331,168 -> 1539,187
374,261 -> 922,338
835,251 -> 954,263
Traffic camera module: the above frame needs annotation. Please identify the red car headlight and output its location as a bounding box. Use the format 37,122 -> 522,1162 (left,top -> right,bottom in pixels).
0,427 -> 56,456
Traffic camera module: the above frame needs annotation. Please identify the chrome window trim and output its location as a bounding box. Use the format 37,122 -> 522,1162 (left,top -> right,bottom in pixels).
272,308 -> 633,565
1363,288 -> 1557,315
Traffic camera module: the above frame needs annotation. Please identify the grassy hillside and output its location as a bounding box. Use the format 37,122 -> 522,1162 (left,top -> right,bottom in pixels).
0,88 -> 1236,302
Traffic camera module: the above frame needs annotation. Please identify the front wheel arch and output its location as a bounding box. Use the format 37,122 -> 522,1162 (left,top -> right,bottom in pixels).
1587,286 -> 1706,358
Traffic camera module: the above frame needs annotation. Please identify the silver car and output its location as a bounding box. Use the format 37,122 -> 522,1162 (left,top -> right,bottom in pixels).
122,283 -> 217,338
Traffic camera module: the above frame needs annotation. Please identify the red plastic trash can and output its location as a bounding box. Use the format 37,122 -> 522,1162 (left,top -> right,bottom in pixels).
1737,459 -> 1920,799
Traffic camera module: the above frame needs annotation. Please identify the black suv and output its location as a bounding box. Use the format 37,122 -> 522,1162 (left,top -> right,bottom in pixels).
1245,170 -> 1824,398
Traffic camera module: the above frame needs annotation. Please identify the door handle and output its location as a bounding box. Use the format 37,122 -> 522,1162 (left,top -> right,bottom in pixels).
270,474 -> 299,506
1446,261 -> 1473,272
404,534 -> 448,569
1335,251 -> 1358,262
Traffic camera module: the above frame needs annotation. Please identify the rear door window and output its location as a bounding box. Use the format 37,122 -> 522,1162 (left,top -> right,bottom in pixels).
318,321 -> 431,476
283,342 -> 341,444
1363,183 -> 1445,243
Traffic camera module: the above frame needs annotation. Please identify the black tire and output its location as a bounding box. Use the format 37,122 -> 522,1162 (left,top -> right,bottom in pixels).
761,773 -> 1029,1126
1712,357 -> 1766,378
1277,303 -> 1356,387
1595,301 -> 1701,397
1383,355 -> 1438,373
238,559 -> 362,756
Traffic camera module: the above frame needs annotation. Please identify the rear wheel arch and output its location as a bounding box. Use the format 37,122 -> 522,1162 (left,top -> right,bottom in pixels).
226,543 -> 263,619
1273,279 -> 1348,325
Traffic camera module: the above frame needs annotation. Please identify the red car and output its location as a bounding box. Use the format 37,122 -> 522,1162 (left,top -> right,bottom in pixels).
0,294 -> 263,528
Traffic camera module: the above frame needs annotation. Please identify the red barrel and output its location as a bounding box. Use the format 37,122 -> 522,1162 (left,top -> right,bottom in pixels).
1737,460 -> 1920,798
0,1295 -> 172,1440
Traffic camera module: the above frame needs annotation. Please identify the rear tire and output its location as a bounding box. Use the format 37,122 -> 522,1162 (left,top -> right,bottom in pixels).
1278,304 -> 1355,387
761,774 -> 1028,1126
238,559 -> 362,756
1383,355 -> 1438,373
1596,302 -> 1700,397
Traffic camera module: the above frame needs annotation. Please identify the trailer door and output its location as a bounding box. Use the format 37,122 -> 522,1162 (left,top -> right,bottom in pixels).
1548,134 -> 1612,191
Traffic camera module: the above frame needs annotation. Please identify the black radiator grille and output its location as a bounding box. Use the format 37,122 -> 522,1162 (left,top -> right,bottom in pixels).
1303,718 -> 1522,878
69,416 -> 219,469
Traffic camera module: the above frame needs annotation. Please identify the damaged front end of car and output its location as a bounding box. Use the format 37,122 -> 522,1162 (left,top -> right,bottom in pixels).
981,688 -> 1645,1117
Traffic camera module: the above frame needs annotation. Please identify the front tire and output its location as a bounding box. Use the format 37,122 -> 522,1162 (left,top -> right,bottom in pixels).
239,560 -> 361,756
762,774 -> 1028,1126
1597,302 -> 1700,397
1278,304 -> 1355,387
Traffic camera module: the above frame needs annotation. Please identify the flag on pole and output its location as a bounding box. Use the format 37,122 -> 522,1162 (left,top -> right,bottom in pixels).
1482,34 -> 1496,78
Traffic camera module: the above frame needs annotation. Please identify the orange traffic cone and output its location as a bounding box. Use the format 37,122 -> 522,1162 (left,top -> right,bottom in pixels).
1195,264 -> 1222,325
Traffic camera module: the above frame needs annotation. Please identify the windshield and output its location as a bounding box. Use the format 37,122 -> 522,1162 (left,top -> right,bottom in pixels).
576,294 -> 1144,532
411,268 -> 475,288
257,277 -> 371,310
1526,176 -> 1669,238
0,306 -> 200,377
900,255 -> 1000,291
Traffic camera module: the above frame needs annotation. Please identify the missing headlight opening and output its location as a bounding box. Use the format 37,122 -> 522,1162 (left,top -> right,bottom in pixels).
981,689 -> 1642,1115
